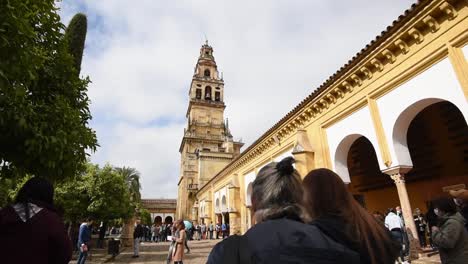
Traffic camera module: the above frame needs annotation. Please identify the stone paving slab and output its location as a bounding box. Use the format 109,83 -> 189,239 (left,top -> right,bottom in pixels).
104,239 -> 219,264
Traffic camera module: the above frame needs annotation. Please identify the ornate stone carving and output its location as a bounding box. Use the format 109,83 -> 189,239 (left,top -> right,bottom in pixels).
440,2 -> 457,20
333,87 -> 345,98
382,49 -> 396,63
390,173 -> 406,184
326,93 -> 337,104
319,98 -> 329,109
342,81 -> 353,93
371,58 -> 384,72
395,39 -> 409,54
423,15 -> 439,33
360,66 -> 373,79
351,74 -> 362,86
408,27 -> 424,44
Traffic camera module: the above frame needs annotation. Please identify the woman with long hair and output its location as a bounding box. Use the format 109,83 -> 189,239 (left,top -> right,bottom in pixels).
172,220 -> 186,264
302,168 -> 399,264
207,157 -> 360,264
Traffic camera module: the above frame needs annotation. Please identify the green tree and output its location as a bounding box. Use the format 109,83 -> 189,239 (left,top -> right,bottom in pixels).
116,167 -> 142,204
87,165 -> 133,221
55,163 -> 134,222
64,13 -> 87,74
139,208 -> 152,226
0,0 -> 97,181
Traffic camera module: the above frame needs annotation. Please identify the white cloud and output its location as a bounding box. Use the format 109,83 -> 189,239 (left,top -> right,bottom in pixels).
59,0 -> 415,198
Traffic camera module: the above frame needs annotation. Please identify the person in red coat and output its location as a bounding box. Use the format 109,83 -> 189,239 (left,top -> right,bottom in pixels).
0,177 -> 72,264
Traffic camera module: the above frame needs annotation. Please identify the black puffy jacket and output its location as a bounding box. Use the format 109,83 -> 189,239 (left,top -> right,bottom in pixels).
207,218 -> 360,264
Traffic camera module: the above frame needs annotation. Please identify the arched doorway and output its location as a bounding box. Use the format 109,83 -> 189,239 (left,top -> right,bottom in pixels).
346,136 -> 399,214
164,216 -> 173,225
402,101 -> 468,212
154,216 -> 162,225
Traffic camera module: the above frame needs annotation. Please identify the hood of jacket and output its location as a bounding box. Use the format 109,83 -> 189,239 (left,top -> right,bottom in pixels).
0,203 -> 44,225
439,212 -> 466,226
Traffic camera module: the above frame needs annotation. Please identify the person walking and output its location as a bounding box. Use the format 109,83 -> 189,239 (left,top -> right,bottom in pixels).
207,157 -> 360,264
0,177 -> 72,264
431,197 -> 468,264
303,168 -> 399,264
132,219 -> 144,258
77,218 -> 93,264
172,221 -> 186,264
385,208 -> 406,263
209,222 -> 214,239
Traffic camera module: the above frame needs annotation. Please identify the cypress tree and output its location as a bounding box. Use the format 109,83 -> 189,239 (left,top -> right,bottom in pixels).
64,13 -> 87,75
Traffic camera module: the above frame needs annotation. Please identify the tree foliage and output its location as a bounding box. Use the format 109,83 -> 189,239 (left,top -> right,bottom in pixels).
55,163 -> 134,222
0,0 -> 97,181
64,13 -> 87,74
139,208 -> 152,226
115,167 -> 142,205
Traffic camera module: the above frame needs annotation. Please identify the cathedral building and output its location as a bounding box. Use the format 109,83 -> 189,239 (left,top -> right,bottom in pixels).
178,0 -> 468,252
176,42 -> 243,220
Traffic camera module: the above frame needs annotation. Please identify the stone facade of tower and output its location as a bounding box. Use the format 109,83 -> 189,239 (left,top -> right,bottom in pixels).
176,42 -> 243,220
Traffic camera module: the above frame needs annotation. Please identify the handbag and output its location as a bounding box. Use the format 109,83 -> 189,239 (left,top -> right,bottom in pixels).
80,243 -> 88,253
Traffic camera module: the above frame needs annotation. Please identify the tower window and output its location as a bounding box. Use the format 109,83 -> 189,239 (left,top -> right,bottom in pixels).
215,91 -> 220,101
205,86 -> 212,100
196,89 -> 202,99
204,69 -> 210,77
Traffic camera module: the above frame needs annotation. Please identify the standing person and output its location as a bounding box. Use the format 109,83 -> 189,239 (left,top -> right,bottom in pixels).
413,208 -> 427,248
201,222 -> 206,240
426,202 -> 438,249
450,189 -> 468,232
97,222 -> 107,248
132,219 -> 144,258
208,222 -> 214,239
221,222 -> 227,239
77,218 -> 93,264
172,220 -> 186,264
303,168 -> 399,264
0,177 -> 72,264
431,197 -> 468,264
207,157 -> 360,264
196,223 -> 201,240
385,208 -> 406,263
215,223 -> 220,239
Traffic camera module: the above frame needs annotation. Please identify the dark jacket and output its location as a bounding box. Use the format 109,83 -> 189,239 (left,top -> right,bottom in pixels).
207,218 -> 360,264
134,224 -> 144,239
311,216 -> 399,264
432,212 -> 468,264
77,222 -> 92,246
460,206 -> 468,232
0,203 -> 72,264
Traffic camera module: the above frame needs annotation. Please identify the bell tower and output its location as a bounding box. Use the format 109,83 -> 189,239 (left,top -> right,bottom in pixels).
177,42 -> 243,220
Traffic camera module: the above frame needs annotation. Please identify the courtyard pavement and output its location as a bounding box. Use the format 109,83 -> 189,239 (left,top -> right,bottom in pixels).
71,239 -> 219,264
69,238 -> 442,264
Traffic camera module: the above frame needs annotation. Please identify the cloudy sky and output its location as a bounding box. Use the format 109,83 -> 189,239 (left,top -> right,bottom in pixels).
58,0 -> 415,198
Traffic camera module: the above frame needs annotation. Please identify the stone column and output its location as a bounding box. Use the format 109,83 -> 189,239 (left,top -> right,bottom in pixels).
229,212 -> 240,235
292,129 -> 315,178
383,166 -> 419,244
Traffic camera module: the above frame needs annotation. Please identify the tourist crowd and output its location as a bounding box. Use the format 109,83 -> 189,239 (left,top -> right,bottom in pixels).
0,157 -> 467,264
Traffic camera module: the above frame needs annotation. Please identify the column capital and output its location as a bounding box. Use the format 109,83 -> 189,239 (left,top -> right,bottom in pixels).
382,165 -> 412,176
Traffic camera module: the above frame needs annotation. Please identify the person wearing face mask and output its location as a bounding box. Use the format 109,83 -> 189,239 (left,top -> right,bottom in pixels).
431,197 -> 468,264
449,189 -> 468,232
